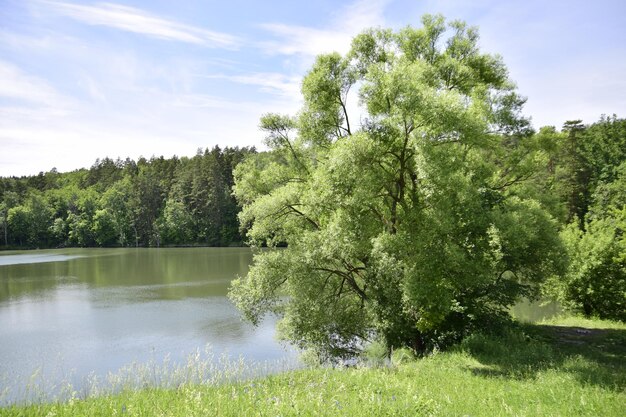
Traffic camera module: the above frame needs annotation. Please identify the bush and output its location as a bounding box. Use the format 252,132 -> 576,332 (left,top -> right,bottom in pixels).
546,216 -> 626,322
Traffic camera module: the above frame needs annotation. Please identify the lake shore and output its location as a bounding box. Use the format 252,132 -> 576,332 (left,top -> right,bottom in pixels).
4,315 -> 625,416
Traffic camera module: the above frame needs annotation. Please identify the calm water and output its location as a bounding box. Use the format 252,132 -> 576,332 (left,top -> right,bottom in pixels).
0,248 -> 562,404
510,298 -> 562,322
0,248 -> 296,403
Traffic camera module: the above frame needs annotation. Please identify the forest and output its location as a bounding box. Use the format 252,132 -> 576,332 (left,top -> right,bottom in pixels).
0,146 -> 254,249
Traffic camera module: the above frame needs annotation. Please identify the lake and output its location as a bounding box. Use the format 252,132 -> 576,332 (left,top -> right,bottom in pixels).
0,247 -> 562,404
0,248 -> 297,404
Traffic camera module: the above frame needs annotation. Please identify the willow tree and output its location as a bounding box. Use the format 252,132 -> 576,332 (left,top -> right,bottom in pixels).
230,15 -> 564,358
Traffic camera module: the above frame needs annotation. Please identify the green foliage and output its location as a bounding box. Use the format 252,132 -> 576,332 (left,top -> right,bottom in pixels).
92,209 -> 118,246
159,199 -> 195,245
543,151 -> 626,322
588,161 -> 626,222
580,115 -> 626,187
0,147 -> 254,248
541,116 -> 626,225
231,16 -> 564,358
101,177 -> 135,246
6,195 -> 53,247
361,339 -> 389,367
67,212 -> 94,247
546,200 -> 625,321
7,205 -> 30,246
0,191 -> 19,246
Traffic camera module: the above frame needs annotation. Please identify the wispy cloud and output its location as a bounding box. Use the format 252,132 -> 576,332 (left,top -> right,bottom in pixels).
332,0 -> 392,33
0,96 -> 264,175
258,0 -> 390,57
0,29 -> 70,50
171,94 -> 247,110
204,72 -> 301,98
0,60 -> 72,107
41,1 -> 240,48
257,24 -> 350,57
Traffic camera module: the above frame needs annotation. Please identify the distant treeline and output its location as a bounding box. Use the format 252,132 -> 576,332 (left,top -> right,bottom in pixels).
1,115 -> 625,253
0,146 -> 255,248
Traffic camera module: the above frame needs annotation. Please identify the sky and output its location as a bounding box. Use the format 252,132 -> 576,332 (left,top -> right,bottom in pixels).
1,0 -> 625,177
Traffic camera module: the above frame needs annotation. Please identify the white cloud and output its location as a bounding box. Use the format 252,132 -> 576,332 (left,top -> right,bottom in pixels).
0,77 -> 280,176
258,0 -> 390,58
258,24 -> 352,57
0,124 -> 190,175
332,0 -> 392,33
0,100 -> 267,176
204,72 -> 301,99
0,60 -> 70,106
40,1 -> 240,48
0,29 -> 71,50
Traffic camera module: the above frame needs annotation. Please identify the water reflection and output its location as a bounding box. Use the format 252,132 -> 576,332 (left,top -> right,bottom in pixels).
0,248 -> 252,302
510,298 -> 562,322
0,253 -> 83,266
0,248 -> 296,404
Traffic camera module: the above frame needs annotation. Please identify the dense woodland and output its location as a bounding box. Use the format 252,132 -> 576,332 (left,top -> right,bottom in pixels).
0,146 -> 254,248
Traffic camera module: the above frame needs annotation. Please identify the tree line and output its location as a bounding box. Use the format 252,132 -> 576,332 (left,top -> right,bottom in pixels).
0,146 -> 255,249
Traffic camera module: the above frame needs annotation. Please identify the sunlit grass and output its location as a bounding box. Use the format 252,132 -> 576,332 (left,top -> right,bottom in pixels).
3,316 -> 625,416
538,314 -> 626,329
1,346 -> 299,410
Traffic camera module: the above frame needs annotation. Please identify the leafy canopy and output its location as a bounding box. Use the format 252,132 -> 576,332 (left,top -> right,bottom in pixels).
545,161 -> 626,321
230,15 -> 564,358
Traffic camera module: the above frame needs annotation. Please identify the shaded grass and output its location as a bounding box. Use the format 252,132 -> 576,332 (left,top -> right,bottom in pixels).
3,316 -> 625,416
461,322 -> 626,389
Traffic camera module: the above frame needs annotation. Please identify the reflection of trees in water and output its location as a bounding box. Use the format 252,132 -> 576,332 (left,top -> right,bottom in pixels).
200,316 -> 251,343
0,248 -> 254,302
511,299 -> 562,322
198,312 -> 280,352
0,259 -> 74,302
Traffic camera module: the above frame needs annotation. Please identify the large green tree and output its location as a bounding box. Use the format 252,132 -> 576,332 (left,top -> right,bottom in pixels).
230,16 -> 564,358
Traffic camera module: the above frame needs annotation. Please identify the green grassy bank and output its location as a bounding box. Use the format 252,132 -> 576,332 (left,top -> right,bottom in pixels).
4,316 -> 625,416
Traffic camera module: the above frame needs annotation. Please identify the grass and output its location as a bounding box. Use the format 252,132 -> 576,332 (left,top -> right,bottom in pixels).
3,316 -> 625,416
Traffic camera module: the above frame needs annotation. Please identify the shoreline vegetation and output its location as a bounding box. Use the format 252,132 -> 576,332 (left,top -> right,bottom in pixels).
3,315 -> 624,416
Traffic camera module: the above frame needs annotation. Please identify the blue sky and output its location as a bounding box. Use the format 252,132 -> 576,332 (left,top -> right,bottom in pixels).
1,0 -> 625,176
